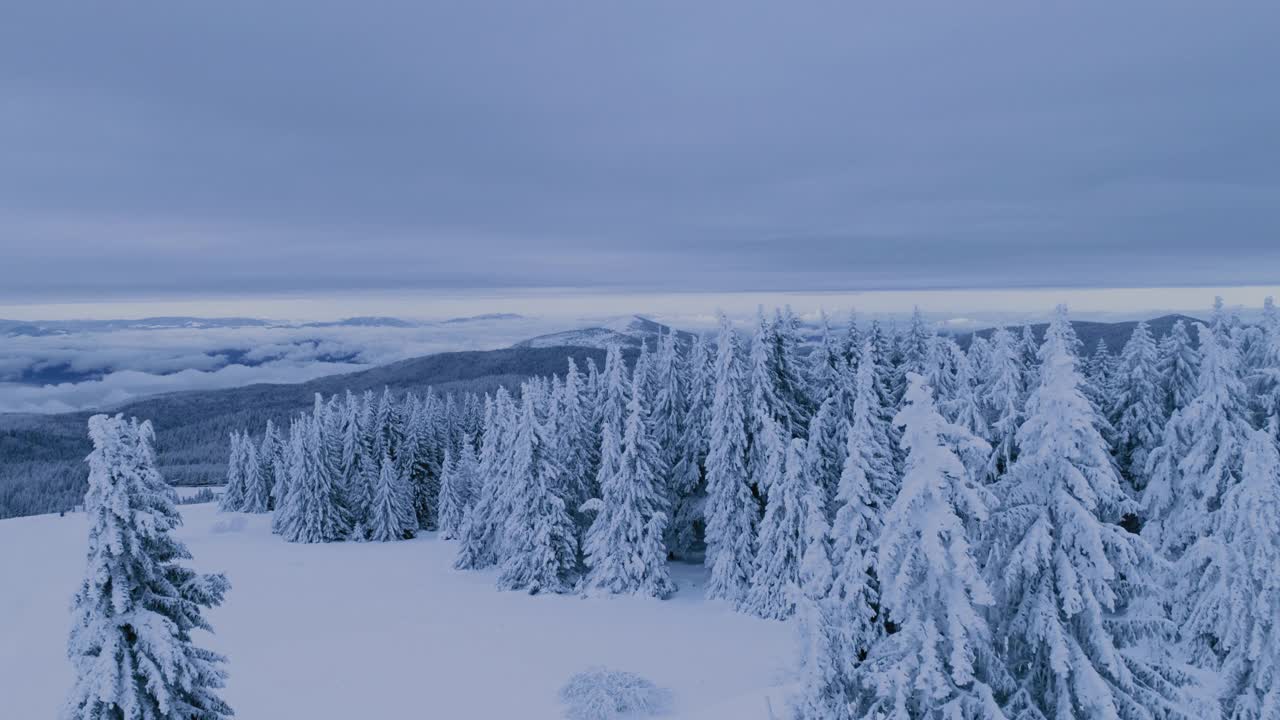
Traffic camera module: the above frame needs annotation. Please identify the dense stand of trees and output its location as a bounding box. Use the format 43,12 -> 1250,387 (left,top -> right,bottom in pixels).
211,299 -> 1280,720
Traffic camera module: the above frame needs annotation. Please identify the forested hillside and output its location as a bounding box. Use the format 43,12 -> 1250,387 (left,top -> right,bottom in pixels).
0,346 -> 611,518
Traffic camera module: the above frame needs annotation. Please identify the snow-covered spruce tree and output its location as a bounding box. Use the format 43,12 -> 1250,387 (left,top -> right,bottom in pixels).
981,327 -> 1024,481
434,448 -> 460,535
581,363 -> 675,598
967,334 -> 992,383
270,419 -> 301,535
1177,428 -> 1280,720
805,397 -> 847,515
744,434 -> 826,618
238,439 -> 270,513
437,446 -> 471,541
1018,323 -> 1039,383
1251,298 -> 1280,441
1086,338 -> 1118,400
865,321 -> 904,470
279,415 -> 349,543
497,392 -> 579,594
853,374 -> 1005,720
259,419 -> 285,511
985,306 -> 1192,720
368,453 -> 415,542
1110,320 -> 1167,491
650,332 -> 684,508
941,341 -> 989,444
399,394 -> 435,530
454,389 -> 516,570
891,307 -> 933,406
65,415 -> 232,720
557,358 -> 595,531
775,306 -> 816,434
829,341 -> 897,673
924,335 -> 962,406
808,310 -> 844,407
217,431 -> 246,512
594,344 -> 630,501
789,460 -> 850,720
748,308 -> 786,498
1159,318 -> 1201,416
668,332 -> 712,558
1144,323 -> 1252,560
704,313 -> 760,603
840,310 -> 862,370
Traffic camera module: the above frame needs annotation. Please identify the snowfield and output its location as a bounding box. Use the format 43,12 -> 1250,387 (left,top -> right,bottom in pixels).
0,502 -> 795,719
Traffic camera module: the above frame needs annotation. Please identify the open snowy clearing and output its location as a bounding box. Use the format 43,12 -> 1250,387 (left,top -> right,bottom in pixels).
0,502 -> 795,719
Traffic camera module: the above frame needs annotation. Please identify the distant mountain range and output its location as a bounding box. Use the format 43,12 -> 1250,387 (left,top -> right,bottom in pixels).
955,314 -> 1204,353
514,315 -> 698,350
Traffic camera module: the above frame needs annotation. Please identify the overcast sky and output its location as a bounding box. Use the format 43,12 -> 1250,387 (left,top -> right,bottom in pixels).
3,1 -> 1278,303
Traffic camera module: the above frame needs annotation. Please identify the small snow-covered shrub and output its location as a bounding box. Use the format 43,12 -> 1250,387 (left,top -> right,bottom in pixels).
211,516 -> 248,534
559,667 -> 672,720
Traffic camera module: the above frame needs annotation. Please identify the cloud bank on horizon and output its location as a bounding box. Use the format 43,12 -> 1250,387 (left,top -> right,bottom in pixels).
3,1 -> 1278,301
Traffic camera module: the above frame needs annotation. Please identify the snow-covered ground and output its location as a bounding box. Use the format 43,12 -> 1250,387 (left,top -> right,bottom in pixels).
0,502 -> 795,719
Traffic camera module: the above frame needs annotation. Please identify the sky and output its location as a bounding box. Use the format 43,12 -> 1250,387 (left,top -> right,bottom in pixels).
3,1 -> 1279,303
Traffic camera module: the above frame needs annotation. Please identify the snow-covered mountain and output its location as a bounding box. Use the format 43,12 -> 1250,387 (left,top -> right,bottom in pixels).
514,315 -> 698,350
0,502 -> 793,719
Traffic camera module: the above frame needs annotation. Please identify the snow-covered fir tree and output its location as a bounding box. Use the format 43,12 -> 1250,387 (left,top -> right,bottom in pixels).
985,306 -> 1192,720
1251,298 -> 1280,440
259,419 -> 284,511
744,435 -> 825,618
1176,428 -> 1280,720
368,453 -> 415,542
840,310 -> 862,370
594,344 -> 631,503
829,341 -> 897,677
789,461 -> 849,720
775,306 -> 815,434
217,431 -> 246,512
497,392 -> 579,594
669,332 -> 712,557
1144,322 -> 1252,559
940,341 -> 989,443
438,439 -> 480,540
1086,338 -> 1118,399
804,396 -> 847,514
981,327 -> 1024,481
581,363 -> 675,598
1159,319 -> 1201,416
853,374 -> 1005,720
238,439 -> 269,513
65,414 -> 232,720
748,308 -> 787,498
924,335 -> 962,406
1177,425 -> 1280,717
278,415 -> 349,543
1018,323 -> 1039,382
1110,320 -> 1167,491
967,334 -> 992,382
807,310 -> 844,407
649,332 -> 684,508
556,358 -> 595,530
704,313 -> 760,603
892,307 -> 933,405
454,388 -> 516,570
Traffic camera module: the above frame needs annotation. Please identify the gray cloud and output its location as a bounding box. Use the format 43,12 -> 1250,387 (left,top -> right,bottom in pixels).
2,1 -> 1278,299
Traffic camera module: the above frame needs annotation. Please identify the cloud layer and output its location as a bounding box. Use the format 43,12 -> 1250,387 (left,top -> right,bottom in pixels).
2,2 -> 1278,299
